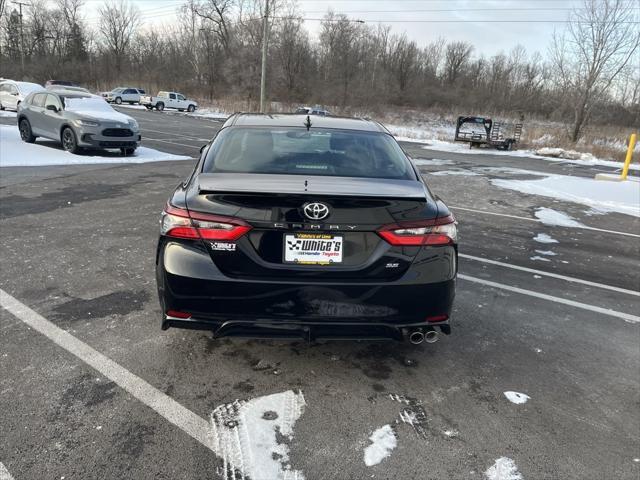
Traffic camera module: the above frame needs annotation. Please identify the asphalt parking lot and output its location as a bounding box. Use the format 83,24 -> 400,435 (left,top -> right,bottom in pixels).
1,108 -> 639,480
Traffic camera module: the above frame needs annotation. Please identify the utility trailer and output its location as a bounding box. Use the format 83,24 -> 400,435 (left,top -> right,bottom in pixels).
454,116 -> 523,150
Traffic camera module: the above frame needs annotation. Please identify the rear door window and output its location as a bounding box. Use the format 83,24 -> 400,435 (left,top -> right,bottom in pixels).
32,93 -> 46,107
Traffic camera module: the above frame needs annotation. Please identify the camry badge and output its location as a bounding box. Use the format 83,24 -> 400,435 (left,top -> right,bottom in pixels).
303,202 -> 330,221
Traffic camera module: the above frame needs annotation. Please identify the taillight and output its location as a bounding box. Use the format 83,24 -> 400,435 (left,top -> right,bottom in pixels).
160,204 -> 251,241
377,215 -> 457,246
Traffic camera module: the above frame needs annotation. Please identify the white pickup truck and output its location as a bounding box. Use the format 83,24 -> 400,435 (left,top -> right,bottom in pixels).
140,91 -> 198,112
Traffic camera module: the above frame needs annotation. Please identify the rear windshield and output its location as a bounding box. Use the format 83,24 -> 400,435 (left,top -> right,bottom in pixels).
203,127 -> 415,180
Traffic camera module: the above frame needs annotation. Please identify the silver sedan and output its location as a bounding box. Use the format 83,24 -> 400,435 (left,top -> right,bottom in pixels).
16,90 -> 141,155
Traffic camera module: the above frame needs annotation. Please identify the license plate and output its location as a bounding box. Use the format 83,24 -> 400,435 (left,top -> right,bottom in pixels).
284,233 -> 343,265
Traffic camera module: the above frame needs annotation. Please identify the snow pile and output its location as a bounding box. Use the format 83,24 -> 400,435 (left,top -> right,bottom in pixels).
485,457 -> 523,480
210,390 -> 306,480
533,233 -> 558,244
534,208 -> 586,227
363,425 -> 397,467
0,125 -> 190,166
504,391 -> 531,404
492,175 -> 640,217
534,147 -> 596,161
0,110 -> 17,118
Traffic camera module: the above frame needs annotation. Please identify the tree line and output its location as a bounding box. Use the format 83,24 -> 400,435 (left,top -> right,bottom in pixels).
0,0 -> 638,141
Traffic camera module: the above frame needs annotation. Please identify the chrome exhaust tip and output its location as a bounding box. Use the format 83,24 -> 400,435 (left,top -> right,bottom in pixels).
424,330 -> 439,343
409,331 -> 424,344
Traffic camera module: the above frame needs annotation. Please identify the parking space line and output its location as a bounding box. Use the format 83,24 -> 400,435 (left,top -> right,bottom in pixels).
142,128 -> 208,141
458,274 -> 640,323
143,137 -> 202,150
451,206 -> 640,238
0,289 -> 212,452
0,462 -> 16,480
460,254 -> 640,297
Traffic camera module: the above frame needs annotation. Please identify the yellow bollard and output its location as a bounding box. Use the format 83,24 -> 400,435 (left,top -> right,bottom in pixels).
621,133 -> 637,180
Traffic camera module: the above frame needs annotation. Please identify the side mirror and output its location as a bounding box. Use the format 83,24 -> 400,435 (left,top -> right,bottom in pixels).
199,144 -> 208,154
46,105 -> 58,112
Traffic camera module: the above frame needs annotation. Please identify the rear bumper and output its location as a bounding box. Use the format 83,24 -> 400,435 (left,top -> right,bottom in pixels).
156,241 -> 456,340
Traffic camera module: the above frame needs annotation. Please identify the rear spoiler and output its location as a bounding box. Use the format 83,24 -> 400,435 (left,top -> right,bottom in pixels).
197,173 -> 428,198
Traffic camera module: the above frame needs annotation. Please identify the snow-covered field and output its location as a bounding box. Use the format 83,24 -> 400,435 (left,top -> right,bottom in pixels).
0,125 -> 190,166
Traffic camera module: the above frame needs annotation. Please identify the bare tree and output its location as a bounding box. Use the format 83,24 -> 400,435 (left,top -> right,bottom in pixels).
551,0 -> 640,142
98,0 -> 140,76
444,41 -> 473,84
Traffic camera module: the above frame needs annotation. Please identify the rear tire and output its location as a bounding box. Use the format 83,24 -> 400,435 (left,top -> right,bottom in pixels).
156,102 -> 165,111
61,127 -> 80,154
187,104 -> 196,113
0,102 -> 4,110
178,109 -> 184,112
115,97 -> 122,105
19,118 -> 36,143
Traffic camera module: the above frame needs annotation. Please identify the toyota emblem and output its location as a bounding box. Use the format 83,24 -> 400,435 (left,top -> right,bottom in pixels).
303,202 -> 330,220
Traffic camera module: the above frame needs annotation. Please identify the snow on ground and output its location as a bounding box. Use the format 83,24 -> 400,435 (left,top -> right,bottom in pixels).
533,233 -> 558,244
412,158 -> 454,166
534,208 -> 586,228
493,176 -> 640,217
504,392 -> 531,405
114,104 -> 147,110
0,110 -> 17,118
0,125 -> 190,166
363,425 -> 397,467
530,256 -> 551,262
188,107 -> 228,120
430,169 -> 480,176
485,457 -> 524,480
210,390 -> 306,480
535,250 -> 557,256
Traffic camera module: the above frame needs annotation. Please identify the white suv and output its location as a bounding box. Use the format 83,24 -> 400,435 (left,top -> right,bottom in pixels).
105,87 -> 145,104
0,80 -> 45,111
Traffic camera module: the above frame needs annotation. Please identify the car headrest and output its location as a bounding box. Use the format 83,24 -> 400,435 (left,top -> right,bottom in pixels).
330,134 -> 354,151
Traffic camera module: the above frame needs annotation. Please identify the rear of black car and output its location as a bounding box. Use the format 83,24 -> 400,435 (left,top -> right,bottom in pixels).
156,115 -> 457,342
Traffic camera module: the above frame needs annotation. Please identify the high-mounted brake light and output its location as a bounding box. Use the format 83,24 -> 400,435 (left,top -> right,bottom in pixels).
377,215 -> 457,246
161,204 -> 251,241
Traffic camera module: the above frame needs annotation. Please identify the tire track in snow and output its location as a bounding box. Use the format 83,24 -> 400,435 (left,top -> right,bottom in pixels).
210,390 -> 306,480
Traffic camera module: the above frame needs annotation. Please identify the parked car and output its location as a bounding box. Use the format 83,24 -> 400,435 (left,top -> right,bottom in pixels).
295,106 -> 331,116
47,85 -> 91,94
156,114 -> 457,343
45,80 -> 78,88
0,80 -> 45,111
140,91 -> 197,112
103,87 -> 145,104
17,90 -> 141,155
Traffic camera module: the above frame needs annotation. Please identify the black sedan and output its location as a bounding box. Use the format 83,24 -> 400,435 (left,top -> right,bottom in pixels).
156,114 -> 457,343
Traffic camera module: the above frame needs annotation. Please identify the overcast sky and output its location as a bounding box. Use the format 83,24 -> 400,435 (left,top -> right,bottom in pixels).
76,0 -> 607,58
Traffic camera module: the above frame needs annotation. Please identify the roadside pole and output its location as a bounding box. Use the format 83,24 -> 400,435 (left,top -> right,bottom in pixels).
259,0 -> 269,113
620,133 -> 637,180
12,1 -> 28,78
